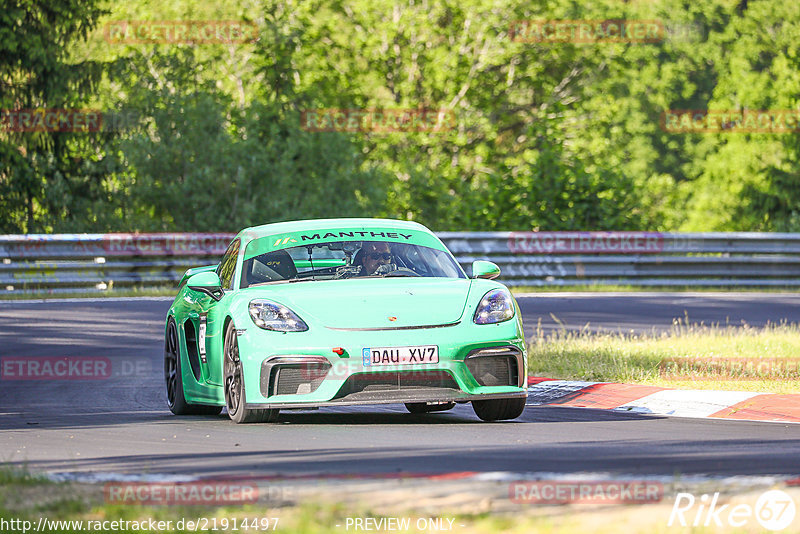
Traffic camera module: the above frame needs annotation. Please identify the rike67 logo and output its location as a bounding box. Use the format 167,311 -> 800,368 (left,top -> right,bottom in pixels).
669,490 -> 796,531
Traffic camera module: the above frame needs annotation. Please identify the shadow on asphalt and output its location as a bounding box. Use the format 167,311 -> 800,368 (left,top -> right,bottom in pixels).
0,403 -> 668,430
13,437 -> 800,478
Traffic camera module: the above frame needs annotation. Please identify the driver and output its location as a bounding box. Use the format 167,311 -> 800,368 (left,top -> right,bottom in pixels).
358,242 -> 393,275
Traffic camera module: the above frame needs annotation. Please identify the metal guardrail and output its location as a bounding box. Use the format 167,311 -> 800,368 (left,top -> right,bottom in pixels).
1,232 -> 800,294
0,234 -> 233,294
443,231 -> 800,287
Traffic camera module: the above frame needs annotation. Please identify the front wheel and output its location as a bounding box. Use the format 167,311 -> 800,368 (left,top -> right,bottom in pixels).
471,397 -> 526,421
223,321 -> 278,424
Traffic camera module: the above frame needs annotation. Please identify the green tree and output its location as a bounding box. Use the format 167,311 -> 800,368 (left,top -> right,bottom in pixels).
111,49 -> 387,231
0,0 -> 111,232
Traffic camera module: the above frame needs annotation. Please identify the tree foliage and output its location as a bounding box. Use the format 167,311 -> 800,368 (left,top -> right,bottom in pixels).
1,0 -> 798,232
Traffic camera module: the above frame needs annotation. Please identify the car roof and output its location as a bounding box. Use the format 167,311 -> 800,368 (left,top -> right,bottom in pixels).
239,218 -> 432,240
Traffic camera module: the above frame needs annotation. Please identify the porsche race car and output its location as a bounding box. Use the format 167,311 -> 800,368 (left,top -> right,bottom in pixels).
164,218 -> 528,423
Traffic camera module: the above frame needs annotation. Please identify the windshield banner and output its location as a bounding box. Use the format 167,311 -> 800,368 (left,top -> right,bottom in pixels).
244,228 -> 444,260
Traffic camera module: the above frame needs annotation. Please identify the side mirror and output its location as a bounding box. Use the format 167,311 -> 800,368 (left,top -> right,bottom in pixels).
187,271 -> 224,301
471,260 -> 501,280
178,264 -> 218,288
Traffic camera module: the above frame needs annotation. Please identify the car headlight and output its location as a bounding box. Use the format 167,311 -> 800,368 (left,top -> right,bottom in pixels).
473,288 -> 515,324
248,299 -> 309,332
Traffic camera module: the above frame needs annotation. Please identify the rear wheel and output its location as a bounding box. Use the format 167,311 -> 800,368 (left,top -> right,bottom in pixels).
404,402 -> 456,414
223,321 -> 278,424
164,317 -> 222,416
471,397 -> 526,421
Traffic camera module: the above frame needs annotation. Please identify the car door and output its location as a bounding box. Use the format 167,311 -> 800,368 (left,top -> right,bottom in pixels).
182,238 -> 240,387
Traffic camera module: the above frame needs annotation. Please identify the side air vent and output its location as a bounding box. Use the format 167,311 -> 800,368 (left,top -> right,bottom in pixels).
261,357 -> 331,397
182,320 -> 203,381
465,347 -> 521,387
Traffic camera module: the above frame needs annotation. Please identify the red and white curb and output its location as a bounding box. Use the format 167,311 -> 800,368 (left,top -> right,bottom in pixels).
527,377 -> 800,424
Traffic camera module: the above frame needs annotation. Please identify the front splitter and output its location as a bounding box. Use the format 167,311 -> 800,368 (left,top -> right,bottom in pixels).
244,390 -> 527,410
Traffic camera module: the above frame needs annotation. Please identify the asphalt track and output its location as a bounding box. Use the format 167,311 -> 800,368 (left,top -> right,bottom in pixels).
1,294 -> 799,480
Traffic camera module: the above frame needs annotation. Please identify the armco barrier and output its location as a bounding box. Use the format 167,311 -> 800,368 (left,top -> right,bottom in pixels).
0,234 -> 234,294
1,232 -> 800,294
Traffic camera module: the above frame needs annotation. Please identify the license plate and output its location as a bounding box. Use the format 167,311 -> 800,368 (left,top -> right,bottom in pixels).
362,345 -> 439,366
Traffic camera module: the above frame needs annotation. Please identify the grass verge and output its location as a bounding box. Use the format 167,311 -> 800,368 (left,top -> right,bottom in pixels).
3,467 -> 794,534
0,470 -> 645,534
528,319 -> 800,393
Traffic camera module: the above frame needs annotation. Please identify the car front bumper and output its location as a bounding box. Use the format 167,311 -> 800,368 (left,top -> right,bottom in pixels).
236,318 -> 527,408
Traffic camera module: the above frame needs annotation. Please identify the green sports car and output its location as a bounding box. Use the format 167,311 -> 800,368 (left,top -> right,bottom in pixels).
164,218 -> 528,423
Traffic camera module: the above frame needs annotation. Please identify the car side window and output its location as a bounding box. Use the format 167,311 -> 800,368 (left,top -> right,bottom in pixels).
217,239 -> 240,290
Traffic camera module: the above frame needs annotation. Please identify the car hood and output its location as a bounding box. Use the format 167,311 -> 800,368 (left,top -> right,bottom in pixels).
248,278 -> 472,329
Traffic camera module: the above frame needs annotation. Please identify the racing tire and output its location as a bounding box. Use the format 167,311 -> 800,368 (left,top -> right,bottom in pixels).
165,317 -> 222,416
404,402 -> 456,414
471,397 -> 526,422
223,321 -> 279,424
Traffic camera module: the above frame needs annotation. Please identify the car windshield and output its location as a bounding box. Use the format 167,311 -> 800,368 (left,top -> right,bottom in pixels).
241,240 -> 465,287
